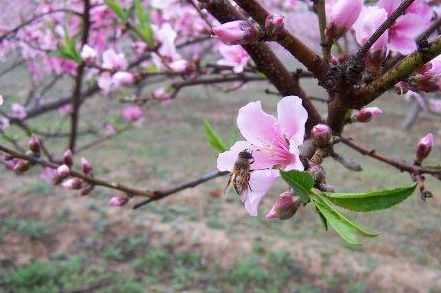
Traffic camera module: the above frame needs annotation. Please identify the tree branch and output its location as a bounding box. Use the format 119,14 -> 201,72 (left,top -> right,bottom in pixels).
200,0 -> 322,132
68,0 -> 91,152
354,36 -> 441,108
231,0 -> 326,80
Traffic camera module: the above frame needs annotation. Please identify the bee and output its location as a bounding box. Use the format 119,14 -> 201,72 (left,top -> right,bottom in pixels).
224,149 -> 254,202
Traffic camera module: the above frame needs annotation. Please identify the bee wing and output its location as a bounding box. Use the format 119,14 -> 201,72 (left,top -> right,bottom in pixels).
224,173 -> 249,203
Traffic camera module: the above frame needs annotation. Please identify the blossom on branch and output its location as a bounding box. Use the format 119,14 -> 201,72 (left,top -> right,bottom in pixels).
217,96 -> 307,216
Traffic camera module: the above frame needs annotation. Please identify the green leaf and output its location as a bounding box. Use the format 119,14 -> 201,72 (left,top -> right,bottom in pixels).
312,194 -> 378,244
203,120 -> 228,152
55,28 -> 81,63
104,0 -> 128,22
134,0 -> 155,46
322,184 -> 416,212
315,207 -> 328,231
279,170 -> 314,203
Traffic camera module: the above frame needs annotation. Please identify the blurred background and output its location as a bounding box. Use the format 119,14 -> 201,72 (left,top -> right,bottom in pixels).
0,56 -> 440,293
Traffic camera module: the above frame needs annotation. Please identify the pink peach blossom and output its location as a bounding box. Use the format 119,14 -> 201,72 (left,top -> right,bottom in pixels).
9,103 -> 27,120
217,96 -> 307,216
353,6 -> 389,54
101,49 -> 127,71
327,0 -> 363,30
122,106 -> 144,123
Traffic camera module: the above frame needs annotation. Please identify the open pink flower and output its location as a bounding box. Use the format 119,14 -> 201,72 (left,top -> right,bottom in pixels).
217,96 -> 307,216
377,0 -> 431,55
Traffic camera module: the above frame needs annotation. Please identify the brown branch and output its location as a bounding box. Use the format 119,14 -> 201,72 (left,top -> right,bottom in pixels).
355,0 -> 416,61
339,136 -> 441,178
200,0 -> 322,132
68,0 -> 91,152
0,9 -> 81,42
354,36 -> 441,108
132,171 -> 228,209
231,0 -> 326,80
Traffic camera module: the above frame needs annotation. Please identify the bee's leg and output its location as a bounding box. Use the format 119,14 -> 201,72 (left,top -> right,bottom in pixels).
250,158 -> 255,164
247,173 -> 252,192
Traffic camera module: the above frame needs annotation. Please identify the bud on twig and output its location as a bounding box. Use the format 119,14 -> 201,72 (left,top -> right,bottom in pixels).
309,164 -> 326,184
81,157 -> 93,175
212,20 -> 260,45
265,15 -> 284,35
265,192 -> 301,220
62,149 -> 73,166
12,160 -> 30,173
80,184 -> 95,196
351,107 -> 383,123
394,81 -> 410,95
109,195 -> 129,207
62,178 -> 83,190
311,123 -> 332,147
416,133 -> 434,162
28,135 -> 41,153
56,164 -> 70,179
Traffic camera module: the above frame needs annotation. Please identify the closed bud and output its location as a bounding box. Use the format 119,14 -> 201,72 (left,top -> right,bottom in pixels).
56,164 -> 70,179
13,160 -> 30,173
80,184 -> 95,196
62,149 -> 73,166
351,107 -> 383,123
62,178 -> 83,190
212,20 -> 260,45
265,192 -> 301,220
81,157 -> 92,175
265,15 -> 285,35
28,135 -> 41,153
394,81 -> 410,95
311,123 -> 332,147
109,195 -> 129,207
309,164 -> 326,184
416,133 -> 434,162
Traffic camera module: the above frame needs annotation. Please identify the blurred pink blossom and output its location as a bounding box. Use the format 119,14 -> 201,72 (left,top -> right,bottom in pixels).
9,103 -> 27,120
326,0 -> 363,37
122,106 -> 144,125
112,71 -> 135,86
81,44 -> 97,63
109,195 -> 129,207
102,49 -> 127,71
217,96 -> 307,216
217,44 -> 250,73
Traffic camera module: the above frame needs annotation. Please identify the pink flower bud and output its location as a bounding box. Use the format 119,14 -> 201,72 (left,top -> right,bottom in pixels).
265,192 -> 301,220
328,0 -> 363,30
81,157 -> 92,175
394,81 -> 410,95
112,71 -> 135,87
153,88 -> 172,100
28,135 -> 41,153
109,195 -> 129,207
62,149 -> 73,166
80,184 -> 95,196
311,123 -> 332,147
9,103 -> 27,120
168,59 -> 190,73
212,20 -> 260,45
121,106 -> 143,123
351,107 -> 383,123
57,164 -> 70,179
416,133 -> 434,161
80,44 -> 97,63
62,178 -> 83,190
265,15 -> 285,35
12,160 -> 30,173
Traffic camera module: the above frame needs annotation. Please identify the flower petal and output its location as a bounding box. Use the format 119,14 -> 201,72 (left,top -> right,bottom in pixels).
286,143 -> 304,171
388,34 -> 416,55
277,96 -> 307,146
237,101 -> 280,149
244,169 -> 279,216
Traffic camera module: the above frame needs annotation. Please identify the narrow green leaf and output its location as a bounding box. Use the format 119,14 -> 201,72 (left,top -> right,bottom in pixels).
315,207 -> 328,231
203,120 -> 228,152
134,0 -> 155,46
280,170 -> 314,203
312,195 -> 378,238
104,0 -> 127,22
322,184 -> 417,212
55,27 -> 81,63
